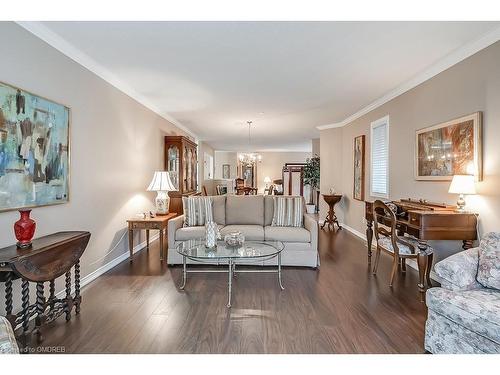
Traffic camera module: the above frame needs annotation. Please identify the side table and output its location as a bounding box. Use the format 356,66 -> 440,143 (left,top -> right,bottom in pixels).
321,194 -> 343,230
127,213 -> 177,261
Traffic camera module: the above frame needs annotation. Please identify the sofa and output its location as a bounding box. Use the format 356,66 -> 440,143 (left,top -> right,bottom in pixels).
424,232 -> 500,354
167,195 -> 319,267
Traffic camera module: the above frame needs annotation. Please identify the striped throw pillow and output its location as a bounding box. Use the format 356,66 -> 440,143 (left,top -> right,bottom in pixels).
271,196 -> 303,227
182,196 -> 214,227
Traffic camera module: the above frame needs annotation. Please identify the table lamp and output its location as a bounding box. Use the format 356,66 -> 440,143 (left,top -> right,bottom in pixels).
448,174 -> 476,213
147,171 -> 177,215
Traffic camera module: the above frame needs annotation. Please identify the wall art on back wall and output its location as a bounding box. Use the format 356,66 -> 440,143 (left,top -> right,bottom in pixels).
353,135 -> 365,201
222,164 -> 230,179
415,112 -> 482,181
0,81 -> 70,212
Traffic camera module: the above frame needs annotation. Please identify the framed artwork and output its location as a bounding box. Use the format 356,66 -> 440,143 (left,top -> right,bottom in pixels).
222,164 -> 230,179
0,81 -> 70,212
353,135 -> 365,201
415,112 -> 482,181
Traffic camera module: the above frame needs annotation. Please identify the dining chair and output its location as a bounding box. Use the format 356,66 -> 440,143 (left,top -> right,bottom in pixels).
372,200 -> 429,286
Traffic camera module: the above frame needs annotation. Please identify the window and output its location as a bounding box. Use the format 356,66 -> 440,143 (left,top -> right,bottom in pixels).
370,116 -> 389,198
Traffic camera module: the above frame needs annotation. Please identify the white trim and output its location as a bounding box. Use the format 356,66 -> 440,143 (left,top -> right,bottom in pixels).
317,26 -> 500,130
370,115 -> 390,199
15,21 -> 198,140
55,233 -> 159,298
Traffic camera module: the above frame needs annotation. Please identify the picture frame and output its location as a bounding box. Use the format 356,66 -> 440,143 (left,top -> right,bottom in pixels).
353,135 -> 365,201
222,164 -> 230,179
415,112 -> 482,181
0,81 -> 70,212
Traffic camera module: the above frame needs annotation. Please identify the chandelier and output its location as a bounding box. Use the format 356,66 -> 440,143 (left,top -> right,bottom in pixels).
238,121 -> 262,165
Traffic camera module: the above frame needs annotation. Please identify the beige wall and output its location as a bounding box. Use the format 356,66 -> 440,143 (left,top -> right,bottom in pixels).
214,151 -> 238,179
312,138 -> 320,157
320,41 -> 500,261
0,23 -> 191,310
199,141 -> 214,195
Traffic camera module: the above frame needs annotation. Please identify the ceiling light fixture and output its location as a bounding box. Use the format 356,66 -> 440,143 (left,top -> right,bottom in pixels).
238,121 -> 262,166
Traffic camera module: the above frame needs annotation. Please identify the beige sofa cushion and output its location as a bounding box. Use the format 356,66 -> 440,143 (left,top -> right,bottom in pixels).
226,195 -> 264,225
175,225 -> 223,241
264,195 -> 274,226
220,225 -> 265,241
264,226 -> 310,242
212,195 -> 226,225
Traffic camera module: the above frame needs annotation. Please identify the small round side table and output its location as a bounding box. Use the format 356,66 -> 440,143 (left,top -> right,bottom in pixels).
321,194 -> 343,230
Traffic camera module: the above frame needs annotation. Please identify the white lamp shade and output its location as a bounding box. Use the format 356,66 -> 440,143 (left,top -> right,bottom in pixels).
147,171 -> 177,192
264,176 -> 272,183
448,175 -> 476,195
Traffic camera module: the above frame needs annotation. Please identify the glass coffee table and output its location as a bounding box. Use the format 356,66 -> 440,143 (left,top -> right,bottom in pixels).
176,239 -> 285,308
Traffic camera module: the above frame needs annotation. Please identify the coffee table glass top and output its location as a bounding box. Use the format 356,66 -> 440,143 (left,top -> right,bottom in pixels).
176,239 -> 284,260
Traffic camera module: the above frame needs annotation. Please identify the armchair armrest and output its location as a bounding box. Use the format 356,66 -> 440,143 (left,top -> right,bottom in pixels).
303,213 -> 318,254
434,247 -> 482,291
168,215 -> 184,249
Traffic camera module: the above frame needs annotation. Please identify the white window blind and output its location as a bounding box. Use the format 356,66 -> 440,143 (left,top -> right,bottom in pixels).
370,116 -> 389,198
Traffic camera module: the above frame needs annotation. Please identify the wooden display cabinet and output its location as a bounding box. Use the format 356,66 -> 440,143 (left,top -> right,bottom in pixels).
164,136 -> 200,214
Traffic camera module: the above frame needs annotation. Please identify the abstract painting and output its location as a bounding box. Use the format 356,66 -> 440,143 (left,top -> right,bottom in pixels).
353,135 -> 365,201
415,112 -> 482,181
222,164 -> 230,179
0,81 -> 70,211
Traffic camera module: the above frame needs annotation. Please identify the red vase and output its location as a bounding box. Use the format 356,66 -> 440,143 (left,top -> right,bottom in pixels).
14,210 -> 36,248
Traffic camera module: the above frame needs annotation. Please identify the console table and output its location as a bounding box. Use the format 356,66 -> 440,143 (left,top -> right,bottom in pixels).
0,231 -> 91,343
321,194 -> 343,230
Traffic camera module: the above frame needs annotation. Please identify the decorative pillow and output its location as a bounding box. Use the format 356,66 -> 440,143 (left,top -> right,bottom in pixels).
182,196 -> 213,227
477,232 -> 500,290
271,196 -> 303,227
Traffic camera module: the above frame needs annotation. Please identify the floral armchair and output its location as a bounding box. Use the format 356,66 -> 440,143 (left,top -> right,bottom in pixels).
425,232 -> 500,354
0,316 -> 18,354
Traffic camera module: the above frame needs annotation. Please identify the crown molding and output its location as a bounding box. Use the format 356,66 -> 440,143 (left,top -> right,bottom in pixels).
16,21 -> 198,140
317,25 -> 500,131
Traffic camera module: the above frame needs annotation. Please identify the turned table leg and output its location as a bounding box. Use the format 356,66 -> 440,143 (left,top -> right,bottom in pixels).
366,220 -> 373,262
128,229 -> 134,261
21,280 -> 30,335
64,271 -> 72,321
5,272 -> 14,325
35,282 -> 45,340
75,260 -> 81,314
417,240 -> 431,294
462,239 -> 474,250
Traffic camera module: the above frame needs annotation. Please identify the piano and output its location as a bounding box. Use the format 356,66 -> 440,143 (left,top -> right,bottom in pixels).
365,198 -> 478,292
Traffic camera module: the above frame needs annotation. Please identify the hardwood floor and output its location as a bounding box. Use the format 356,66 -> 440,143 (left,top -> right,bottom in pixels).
26,227 -> 428,353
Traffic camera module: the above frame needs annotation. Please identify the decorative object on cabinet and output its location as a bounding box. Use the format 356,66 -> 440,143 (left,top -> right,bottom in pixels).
353,135 -> 365,201
164,136 -> 200,214
0,231 -> 90,345
365,198 -> 478,295
273,179 -> 284,195
14,210 -> 36,248
264,176 -> 272,189
415,112 -> 482,181
222,164 -> 231,179
448,175 -> 476,212
0,81 -> 70,212
147,171 -> 177,215
371,200 -> 432,287
321,194 -> 343,231
127,213 -> 176,262
303,156 -> 320,214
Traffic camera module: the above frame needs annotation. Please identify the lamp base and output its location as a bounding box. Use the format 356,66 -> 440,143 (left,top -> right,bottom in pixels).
456,194 -> 466,213
155,191 -> 170,215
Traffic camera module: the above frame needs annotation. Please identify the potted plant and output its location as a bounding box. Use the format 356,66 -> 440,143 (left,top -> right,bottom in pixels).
303,155 -> 320,214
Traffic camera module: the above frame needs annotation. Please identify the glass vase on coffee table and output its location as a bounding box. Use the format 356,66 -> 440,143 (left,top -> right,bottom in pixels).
176,239 -> 284,308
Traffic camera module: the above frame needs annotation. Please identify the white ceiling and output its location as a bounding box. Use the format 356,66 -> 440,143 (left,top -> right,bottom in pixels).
30,21 -> 500,151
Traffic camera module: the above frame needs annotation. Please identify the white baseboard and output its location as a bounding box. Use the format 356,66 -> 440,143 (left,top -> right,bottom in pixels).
55,233 -> 159,299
